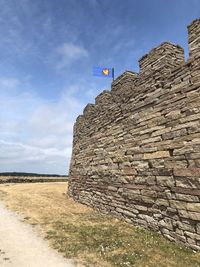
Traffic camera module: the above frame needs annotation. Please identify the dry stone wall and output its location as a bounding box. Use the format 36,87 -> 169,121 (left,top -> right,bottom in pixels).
68,18 -> 200,250
0,176 -> 67,183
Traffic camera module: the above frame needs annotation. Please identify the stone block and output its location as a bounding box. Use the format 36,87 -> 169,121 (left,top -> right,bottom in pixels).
176,221 -> 196,233
169,200 -> 187,210
174,168 -> 200,177
155,199 -> 169,207
179,210 -> 200,221
197,223 -> 200,234
141,189 -> 157,198
185,231 -> 200,241
143,151 -> 170,159
159,218 -> 173,230
123,166 -> 137,175
176,176 -> 200,189
134,205 -> 148,211
175,193 -> 199,202
140,195 -> 155,204
186,203 -> 200,212
108,186 -> 118,192
156,175 -> 175,187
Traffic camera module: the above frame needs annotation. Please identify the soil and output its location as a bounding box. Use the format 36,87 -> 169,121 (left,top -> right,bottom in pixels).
0,202 -> 76,267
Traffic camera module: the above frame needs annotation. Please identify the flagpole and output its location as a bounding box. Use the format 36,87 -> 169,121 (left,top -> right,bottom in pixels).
112,68 -> 114,81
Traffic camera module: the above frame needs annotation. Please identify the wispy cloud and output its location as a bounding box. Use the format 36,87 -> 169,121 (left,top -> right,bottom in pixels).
56,42 -> 88,68
0,140 -> 69,174
0,78 -> 20,89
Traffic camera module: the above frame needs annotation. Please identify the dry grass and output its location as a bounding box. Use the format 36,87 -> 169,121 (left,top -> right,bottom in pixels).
0,182 -> 200,267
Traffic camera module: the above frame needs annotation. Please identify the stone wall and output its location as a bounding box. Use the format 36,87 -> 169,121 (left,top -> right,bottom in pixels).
0,176 -> 67,183
68,18 -> 200,250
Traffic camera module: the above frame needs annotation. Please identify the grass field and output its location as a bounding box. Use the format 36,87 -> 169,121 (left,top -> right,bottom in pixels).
0,182 -> 200,267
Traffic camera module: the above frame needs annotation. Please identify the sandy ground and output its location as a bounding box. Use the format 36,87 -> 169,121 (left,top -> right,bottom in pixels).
0,202 -> 76,267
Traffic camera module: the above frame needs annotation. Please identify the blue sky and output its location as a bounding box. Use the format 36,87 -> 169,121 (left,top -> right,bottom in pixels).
0,0 -> 199,174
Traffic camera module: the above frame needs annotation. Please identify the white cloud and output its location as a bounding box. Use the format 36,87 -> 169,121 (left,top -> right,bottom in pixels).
0,78 -> 20,89
0,140 -> 69,160
0,140 -> 70,174
57,42 -> 88,68
0,80 -> 86,174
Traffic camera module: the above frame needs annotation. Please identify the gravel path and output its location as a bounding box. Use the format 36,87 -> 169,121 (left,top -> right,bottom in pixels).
0,202 -> 76,267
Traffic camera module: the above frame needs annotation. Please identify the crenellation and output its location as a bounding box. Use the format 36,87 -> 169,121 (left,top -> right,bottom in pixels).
139,42 -> 185,76
111,71 -> 138,103
188,18 -> 200,59
112,71 -> 138,89
68,18 -> 200,250
95,90 -> 113,105
83,103 -> 96,117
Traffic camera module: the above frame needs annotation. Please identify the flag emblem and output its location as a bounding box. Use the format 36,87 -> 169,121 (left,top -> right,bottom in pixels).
93,66 -> 114,79
102,68 -> 110,76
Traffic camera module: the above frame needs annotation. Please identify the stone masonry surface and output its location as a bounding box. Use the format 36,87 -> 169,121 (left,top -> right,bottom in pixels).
68,18 -> 200,250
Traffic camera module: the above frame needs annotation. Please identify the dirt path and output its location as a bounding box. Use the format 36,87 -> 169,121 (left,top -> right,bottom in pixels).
0,202 -> 76,267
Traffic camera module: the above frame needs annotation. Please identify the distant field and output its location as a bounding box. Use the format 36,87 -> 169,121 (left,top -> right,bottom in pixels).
0,182 -> 200,267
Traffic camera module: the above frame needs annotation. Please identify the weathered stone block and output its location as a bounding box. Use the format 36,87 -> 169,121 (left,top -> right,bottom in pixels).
108,186 -> 118,192
143,151 -> 170,159
176,221 -> 196,233
186,203 -> 200,212
141,189 -> 157,198
175,193 -> 199,202
156,176 -> 175,187
155,199 -> 169,207
134,205 -> 148,211
169,200 -> 187,210
197,223 -> 200,234
179,210 -> 200,221
174,168 -> 200,177
159,218 -> 173,230
123,166 -> 137,175
176,176 -> 200,189
185,231 -> 200,241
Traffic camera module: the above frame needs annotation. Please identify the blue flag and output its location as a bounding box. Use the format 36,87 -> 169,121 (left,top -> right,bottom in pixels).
93,66 -> 114,78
